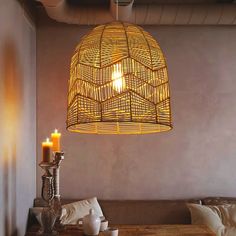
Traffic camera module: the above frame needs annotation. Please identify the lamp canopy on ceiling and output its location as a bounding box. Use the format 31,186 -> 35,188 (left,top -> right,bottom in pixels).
67,21 -> 172,134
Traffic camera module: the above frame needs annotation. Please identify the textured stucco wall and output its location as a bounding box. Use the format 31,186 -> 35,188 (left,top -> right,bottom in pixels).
0,1 -> 36,235
37,14 -> 236,200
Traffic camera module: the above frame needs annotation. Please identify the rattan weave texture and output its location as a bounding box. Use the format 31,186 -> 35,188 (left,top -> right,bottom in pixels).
67,21 -> 172,134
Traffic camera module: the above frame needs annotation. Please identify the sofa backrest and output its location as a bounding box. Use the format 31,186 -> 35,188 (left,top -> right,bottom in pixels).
98,200 -> 200,224
202,197 -> 236,205
28,197 -> 236,231
34,198 -> 200,224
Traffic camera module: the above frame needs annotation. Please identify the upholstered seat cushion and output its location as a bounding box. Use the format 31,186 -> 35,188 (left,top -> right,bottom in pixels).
188,203 -> 236,236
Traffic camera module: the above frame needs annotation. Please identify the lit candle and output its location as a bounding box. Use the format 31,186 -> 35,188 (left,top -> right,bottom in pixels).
51,129 -> 61,152
42,138 -> 53,162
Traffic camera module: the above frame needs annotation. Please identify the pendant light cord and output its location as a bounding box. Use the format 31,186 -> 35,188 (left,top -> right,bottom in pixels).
116,0 -> 119,21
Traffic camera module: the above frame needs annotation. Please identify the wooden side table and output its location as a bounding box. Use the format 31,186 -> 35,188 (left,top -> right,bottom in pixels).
26,224 -> 216,236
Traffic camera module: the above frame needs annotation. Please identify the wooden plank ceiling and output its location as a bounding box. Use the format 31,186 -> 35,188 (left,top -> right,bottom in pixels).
67,0 -> 234,5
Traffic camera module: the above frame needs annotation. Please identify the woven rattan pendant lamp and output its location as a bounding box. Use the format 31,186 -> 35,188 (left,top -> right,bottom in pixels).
67,21 -> 172,134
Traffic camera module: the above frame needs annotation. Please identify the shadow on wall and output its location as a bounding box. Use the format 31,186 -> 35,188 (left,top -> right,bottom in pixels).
2,39 -> 23,236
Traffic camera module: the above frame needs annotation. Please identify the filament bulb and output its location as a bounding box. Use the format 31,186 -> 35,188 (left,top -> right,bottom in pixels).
112,63 -> 125,93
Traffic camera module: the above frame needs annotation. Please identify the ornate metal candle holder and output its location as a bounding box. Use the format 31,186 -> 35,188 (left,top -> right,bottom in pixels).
38,152 -> 64,235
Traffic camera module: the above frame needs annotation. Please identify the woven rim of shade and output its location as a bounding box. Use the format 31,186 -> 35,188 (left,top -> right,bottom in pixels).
67,21 -> 172,134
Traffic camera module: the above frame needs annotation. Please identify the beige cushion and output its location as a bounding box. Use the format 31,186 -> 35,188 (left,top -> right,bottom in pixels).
60,197 -> 103,224
188,204 -> 236,236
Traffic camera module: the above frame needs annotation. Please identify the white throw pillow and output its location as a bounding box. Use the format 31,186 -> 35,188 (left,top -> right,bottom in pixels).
187,203 -> 236,236
60,197 -> 103,224
31,197 -> 103,226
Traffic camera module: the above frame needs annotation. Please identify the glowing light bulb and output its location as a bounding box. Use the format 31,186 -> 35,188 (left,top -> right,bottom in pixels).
112,63 -> 125,93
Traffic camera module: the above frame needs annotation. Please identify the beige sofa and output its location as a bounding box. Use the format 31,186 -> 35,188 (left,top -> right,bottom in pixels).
27,197 -> 236,230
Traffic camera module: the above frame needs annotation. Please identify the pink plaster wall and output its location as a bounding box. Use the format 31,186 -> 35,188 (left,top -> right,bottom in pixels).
37,14 -> 236,199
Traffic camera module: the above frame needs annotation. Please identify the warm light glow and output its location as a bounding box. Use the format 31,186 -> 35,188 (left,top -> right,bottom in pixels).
51,129 -> 61,152
42,137 -> 52,146
112,63 -> 125,93
67,22 -> 172,134
45,138 -> 51,144
42,137 -> 53,163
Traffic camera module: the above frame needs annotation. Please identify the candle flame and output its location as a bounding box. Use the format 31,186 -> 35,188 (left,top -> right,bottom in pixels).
54,129 -> 58,133
46,137 -> 50,142
112,63 -> 125,93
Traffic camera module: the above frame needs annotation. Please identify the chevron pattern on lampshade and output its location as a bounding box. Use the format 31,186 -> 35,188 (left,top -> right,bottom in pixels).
67,21 -> 172,134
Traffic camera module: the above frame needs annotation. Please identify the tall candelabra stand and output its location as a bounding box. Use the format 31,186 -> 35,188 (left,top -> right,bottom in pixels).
38,152 -> 64,235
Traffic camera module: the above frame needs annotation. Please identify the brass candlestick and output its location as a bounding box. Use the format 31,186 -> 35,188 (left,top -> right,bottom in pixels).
38,152 -> 64,235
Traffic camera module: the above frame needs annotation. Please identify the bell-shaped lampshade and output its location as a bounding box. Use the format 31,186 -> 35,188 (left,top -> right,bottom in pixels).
67,22 -> 172,134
